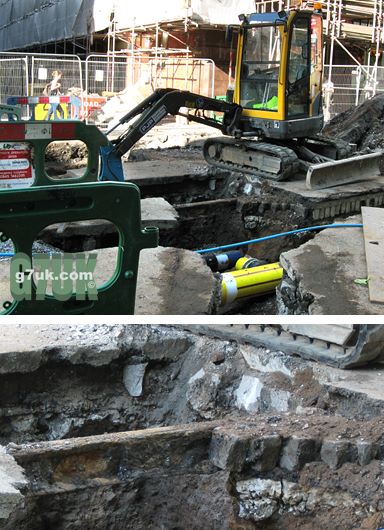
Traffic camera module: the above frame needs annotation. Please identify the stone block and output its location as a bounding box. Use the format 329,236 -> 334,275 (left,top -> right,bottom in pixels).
123,363 -> 148,397
236,478 -> 281,521
209,429 -> 249,471
357,441 -> 377,466
187,368 -> 222,420
234,376 -> 263,412
280,436 -> 320,472
0,478 -> 23,520
0,446 -> 27,520
246,435 -> 282,472
321,440 -> 352,469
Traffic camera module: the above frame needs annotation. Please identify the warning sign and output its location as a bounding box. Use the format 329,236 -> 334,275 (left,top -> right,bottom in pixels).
0,142 -> 34,188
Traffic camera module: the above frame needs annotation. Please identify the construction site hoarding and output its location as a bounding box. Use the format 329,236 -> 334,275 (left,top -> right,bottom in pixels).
0,0 -> 255,51
0,0 -> 111,51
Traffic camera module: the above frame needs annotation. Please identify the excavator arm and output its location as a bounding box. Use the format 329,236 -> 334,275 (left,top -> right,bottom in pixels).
99,88 -> 243,181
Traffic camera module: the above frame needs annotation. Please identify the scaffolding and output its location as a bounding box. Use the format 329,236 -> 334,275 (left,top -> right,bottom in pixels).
102,1 -> 384,118
106,3 -> 199,94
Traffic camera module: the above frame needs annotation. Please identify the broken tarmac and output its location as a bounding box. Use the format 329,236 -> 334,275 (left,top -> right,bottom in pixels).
277,214 -> 383,315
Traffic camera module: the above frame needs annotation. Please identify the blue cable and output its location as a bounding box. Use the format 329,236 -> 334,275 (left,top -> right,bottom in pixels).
0,251 -> 54,258
195,223 -> 363,255
0,223 -> 363,257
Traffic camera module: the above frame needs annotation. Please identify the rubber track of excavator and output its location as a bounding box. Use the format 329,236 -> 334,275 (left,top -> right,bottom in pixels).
203,137 -> 300,181
181,325 -> 384,369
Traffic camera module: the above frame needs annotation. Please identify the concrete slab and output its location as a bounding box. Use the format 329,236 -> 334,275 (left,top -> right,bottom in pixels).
313,362 -> 384,404
123,159 -> 211,185
37,196 -> 179,244
0,446 -> 27,520
361,206 -> 384,304
91,246 -> 220,314
277,215 -> 384,314
140,197 -> 179,230
262,175 -> 384,222
0,325 -> 125,373
135,246 -> 220,314
57,154 -> 211,185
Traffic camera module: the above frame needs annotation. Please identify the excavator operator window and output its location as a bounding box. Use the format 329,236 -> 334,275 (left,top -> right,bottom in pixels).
287,16 -> 311,117
240,25 -> 281,111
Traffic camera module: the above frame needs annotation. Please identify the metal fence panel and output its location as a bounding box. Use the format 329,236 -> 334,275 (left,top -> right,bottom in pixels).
31,55 -> 83,96
148,58 -> 215,97
85,54 -> 130,95
323,64 -> 384,121
85,55 -> 215,97
0,57 -> 28,105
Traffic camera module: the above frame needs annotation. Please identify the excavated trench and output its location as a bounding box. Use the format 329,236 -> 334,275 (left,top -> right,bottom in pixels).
42,91 -> 384,265
43,145 -> 315,261
1,325 -> 384,530
40,143 -> 384,315
39,93 -> 384,315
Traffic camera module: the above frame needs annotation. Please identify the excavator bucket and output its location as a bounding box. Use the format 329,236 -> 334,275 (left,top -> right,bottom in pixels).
306,150 -> 384,190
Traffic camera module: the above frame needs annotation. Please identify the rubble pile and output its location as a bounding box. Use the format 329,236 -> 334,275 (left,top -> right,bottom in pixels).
324,93 -> 384,150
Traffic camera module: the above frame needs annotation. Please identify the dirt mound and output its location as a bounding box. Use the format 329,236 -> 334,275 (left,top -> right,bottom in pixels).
324,93 -> 384,150
45,140 -> 88,169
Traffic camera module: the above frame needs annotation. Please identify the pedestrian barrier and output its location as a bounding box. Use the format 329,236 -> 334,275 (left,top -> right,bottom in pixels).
0,103 -> 21,121
7,95 -> 82,120
0,181 -> 159,314
0,120 -> 108,187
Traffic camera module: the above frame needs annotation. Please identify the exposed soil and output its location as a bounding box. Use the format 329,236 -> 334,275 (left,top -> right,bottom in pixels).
45,140 -> 88,169
2,325 -> 384,529
324,92 -> 384,151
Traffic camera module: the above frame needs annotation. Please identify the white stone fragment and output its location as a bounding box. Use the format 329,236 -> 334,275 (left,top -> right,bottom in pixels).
123,363 -> 148,397
235,376 -> 263,412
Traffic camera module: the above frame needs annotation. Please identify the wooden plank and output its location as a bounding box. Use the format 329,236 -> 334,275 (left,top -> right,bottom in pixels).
362,206 -> 384,304
281,325 -> 354,346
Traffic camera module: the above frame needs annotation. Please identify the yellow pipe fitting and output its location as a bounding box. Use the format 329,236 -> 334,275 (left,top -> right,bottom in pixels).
221,262 -> 283,305
235,256 -> 264,270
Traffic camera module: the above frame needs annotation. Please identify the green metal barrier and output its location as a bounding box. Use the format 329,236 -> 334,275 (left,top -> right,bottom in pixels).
0,181 -> 158,314
0,120 -> 108,186
0,104 -> 21,121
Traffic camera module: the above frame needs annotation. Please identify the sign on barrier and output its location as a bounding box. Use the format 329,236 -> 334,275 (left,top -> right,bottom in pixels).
0,142 -> 34,188
80,96 -> 107,120
0,181 -> 159,314
0,120 -> 108,187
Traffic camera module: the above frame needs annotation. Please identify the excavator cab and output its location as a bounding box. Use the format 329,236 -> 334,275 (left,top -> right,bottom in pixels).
234,8 -> 323,139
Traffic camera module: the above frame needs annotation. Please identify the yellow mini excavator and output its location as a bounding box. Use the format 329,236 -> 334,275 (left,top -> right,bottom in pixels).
101,5 -> 383,189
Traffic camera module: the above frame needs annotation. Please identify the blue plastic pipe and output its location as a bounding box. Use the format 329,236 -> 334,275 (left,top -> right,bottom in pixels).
195,223 -> 363,255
